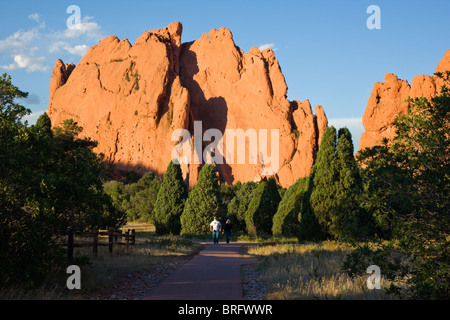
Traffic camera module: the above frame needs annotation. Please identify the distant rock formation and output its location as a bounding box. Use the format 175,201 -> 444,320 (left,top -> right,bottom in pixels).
47,22 -> 328,188
359,50 -> 450,152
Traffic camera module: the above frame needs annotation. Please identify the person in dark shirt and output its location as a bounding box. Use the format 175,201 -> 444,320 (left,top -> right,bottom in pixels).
223,219 -> 232,244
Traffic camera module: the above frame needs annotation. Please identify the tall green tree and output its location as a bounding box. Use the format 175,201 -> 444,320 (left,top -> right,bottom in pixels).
181,164 -> 223,235
332,128 -> 372,239
309,126 -> 339,238
306,126 -> 371,240
153,162 -> 188,235
245,177 -> 281,236
345,74 -> 450,299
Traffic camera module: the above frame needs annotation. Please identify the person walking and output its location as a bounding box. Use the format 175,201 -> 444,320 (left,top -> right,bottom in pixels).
223,219 -> 232,244
210,216 -> 222,244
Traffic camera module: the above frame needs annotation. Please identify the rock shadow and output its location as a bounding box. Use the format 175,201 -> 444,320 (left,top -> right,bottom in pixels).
180,42 -> 234,184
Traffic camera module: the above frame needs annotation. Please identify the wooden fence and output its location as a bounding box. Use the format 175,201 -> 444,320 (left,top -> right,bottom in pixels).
64,229 -> 136,260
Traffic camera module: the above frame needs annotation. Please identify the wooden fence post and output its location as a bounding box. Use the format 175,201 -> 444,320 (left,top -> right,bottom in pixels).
67,230 -> 74,261
131,229 -> 136,245
125,230 -> 130,246
108,229 -> 113,255
93,231 -> 98,258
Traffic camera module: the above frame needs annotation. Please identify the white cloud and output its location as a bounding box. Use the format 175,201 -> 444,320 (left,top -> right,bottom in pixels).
0,18 -> 48,72
47,15 -> 103,58
58,16 -> 103,40
0,28 -> 40,54
49,41 -> 89,56
28,13 -> 40,23
1,53 -> 49,72
0,13 -> 102,73
258,43 -> 278,52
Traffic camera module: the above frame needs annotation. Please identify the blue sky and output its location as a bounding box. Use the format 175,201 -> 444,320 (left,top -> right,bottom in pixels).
1,0 -> 449,150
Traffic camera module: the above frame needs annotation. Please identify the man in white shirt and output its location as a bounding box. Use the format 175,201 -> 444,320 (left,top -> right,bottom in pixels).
210,216 -> 222,244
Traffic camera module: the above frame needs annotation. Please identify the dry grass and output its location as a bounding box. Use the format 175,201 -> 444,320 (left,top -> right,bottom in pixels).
0,222 -> 199,300
247,241 -> 395,300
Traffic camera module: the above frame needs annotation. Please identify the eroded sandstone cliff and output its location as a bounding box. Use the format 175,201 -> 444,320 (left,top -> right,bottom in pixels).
359,50 -> 450,152
47,22 -> 328,188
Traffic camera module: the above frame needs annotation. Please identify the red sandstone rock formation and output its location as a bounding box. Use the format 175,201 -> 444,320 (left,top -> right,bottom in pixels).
359,50 -> 450,152
47,22 -> 328,188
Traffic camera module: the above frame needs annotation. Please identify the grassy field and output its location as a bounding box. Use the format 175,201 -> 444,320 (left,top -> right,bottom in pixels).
246,241 -> 395,300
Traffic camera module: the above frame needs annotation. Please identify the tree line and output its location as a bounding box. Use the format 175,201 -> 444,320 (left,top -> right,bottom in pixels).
125,126 -> 369,241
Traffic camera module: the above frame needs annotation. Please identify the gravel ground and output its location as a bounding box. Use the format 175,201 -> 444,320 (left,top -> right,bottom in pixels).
241,264 -> 267,300
85,244 -> 267,301
86,258 -> 188,300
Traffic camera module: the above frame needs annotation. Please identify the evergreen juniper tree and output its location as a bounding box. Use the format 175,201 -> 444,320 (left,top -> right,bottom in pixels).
153,161 -> 188,235
333,127 -> 372,239
180,164 -> 223,235
309,126 -> 339,238
245,177 -> 281,236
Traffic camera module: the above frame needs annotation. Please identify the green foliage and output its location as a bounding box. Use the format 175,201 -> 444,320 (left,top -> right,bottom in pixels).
104,171 -> 162,224
245,177 -> 281,236
220,182 -> 241,205
332,128 -> 372,240
347,74 -> 450,299
0,76 -> 124,287
0,73 -> 30,121
220,182 -> 241,222
306,126 -> 370,241
120,170 -> 141,184
33,112 -> 53,136
181,164 -> 223,235
227,181 -> 257,232
309,126 -> 339,238
153,162 -> 188,235
273,177 -> 310,237
127,171 -> 161,223
297,201 -> 325,242
103,180 -> 129,214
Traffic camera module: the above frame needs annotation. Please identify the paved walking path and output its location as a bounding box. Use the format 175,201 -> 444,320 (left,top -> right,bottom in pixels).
142,242 -> 258,300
